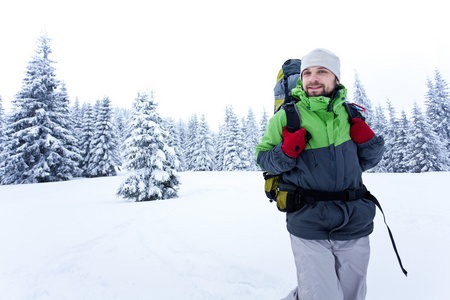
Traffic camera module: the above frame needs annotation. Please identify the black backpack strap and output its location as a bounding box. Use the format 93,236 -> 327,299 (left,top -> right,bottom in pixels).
283,102 -> 301,133
365,190 -> 408,276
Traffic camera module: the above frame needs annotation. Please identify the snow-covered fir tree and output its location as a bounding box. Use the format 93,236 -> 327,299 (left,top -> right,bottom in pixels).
370,103 -> 389,173
0,33 -> 80,184
242,108 -> 260,170
406,102 -> 448,172
175,119 -> 187,171
190,115 -> 215,171
117,91 -> 180,201
383,99 -> 399,173
393,110 -> 410,173
85,97 -> 121,177
184,114 -> 200,170
259,107 -> 269,138
0,96 -> 6,183
222,106 -> 242,171
79,103 -> 95,176
215,123 -> 226,171
426,68 -> 450,158
353,72 -> 374,126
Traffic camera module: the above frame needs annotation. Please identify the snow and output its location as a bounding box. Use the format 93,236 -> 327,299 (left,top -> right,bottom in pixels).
1,171 -> 449,300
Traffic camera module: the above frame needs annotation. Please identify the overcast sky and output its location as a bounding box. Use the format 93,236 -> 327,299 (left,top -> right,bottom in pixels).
1,0 -> 449,130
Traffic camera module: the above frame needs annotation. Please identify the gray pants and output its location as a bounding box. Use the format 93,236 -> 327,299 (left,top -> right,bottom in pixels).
283,234 -> 370,300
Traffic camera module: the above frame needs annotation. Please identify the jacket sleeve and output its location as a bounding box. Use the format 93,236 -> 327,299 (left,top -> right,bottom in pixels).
255,110 -> 297,175
357,134 -> 385,171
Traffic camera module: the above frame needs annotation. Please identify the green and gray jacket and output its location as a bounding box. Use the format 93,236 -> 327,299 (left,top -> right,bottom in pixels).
256,82 -> 385,240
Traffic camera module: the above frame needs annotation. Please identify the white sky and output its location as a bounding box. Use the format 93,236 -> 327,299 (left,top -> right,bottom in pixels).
1,0 -> 449,130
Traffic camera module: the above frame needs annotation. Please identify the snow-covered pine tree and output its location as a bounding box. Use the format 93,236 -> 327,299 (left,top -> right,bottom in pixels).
383,99 -> 399,173
86,97 -> 121,177
393,110 -> 410,173
185,114 -> 199,170
353,72 -> 374,126
1,33 -> 80,184
175,119 -> 187,171
161,117 -> 182,171
79,103 -> 95,176
242,108 -> 260,170
406,102 -> 448,172
259,107 -> 269,139
370,103 -> 389,173
222,106 -> 242,171
190,115 -> 215,171
426,69 -> 450,160
215,123 -> 226,171
117,91 -> 180,201
0,96 -> 6,183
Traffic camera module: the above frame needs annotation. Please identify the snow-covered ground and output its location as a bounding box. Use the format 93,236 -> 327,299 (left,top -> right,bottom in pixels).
1,171 -> 449,300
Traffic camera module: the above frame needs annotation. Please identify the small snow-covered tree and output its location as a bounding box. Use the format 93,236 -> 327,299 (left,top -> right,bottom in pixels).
426,69 -> 450,159
353,72 -> 374,126
191,115 -> 215,171
393,110 -> 410,173
79,103 -> 95,176
371,103 -> 389,173
406,102 -> 448,172
222,106 -> 242,171
383,99 -> 399,173
259,107 -> 269,139
0,96 -> 6,183
86,97 -> 121,177
1,33 -> 80,184
117,91 -> 180,201
243,108 -> 260,170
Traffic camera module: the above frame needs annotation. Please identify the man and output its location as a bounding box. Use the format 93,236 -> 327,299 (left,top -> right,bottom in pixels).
255,48 -> 385,300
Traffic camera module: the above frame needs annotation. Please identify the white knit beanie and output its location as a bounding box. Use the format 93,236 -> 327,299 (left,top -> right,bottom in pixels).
300,48 -> 341,81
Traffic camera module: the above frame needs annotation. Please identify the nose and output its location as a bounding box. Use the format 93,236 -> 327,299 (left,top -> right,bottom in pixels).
309,73 -> 319,83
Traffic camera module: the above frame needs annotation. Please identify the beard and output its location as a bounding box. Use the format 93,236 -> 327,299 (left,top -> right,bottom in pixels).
305,83 -> 337,98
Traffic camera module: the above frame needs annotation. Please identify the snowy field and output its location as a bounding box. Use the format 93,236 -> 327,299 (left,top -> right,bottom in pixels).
1,171 -> 449,300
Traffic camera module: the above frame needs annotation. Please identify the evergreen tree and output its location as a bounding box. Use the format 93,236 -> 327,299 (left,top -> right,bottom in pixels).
79,103 -> 95,176
175,119 -> 187,171
383,99 -> 399,173
86,97 -> 121,177
117,91 -> 180,201
259,107 -> 269,139
393,110 -> 410,173
215,123 -> 226,171
371,103 -> 389,173
162,117 -> 182,171
191,115 -> 215,171
0,96 -> 6,183
353,72 -> 374,126
406,102 -> 448,172
430,69 -> 450,157
242,108 -> 260,170
185,114 -> 200,170
222,106 -> 242,171
1,33 -> 80,184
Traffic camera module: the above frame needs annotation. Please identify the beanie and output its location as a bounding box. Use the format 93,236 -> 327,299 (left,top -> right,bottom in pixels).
300,48 -> 341,81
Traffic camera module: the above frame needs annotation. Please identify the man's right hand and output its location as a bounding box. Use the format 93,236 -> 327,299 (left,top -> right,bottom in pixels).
281,127 -> 309,158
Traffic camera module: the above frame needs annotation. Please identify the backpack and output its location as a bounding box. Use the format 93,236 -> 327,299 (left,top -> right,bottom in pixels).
273,59 -> 302,113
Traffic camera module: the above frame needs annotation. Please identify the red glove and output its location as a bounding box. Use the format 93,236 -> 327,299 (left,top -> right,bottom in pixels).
281,127 -> 308,158
350,118 -> 374,144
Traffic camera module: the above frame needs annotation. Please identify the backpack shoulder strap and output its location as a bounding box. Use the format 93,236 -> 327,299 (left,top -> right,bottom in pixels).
283,101 -> 301,133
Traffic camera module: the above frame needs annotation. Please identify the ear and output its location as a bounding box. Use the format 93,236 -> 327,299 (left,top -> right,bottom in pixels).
335,77 -> 340,85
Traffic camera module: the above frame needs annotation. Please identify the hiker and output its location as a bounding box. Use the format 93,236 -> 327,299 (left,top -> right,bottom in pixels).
255,48 -> 385,300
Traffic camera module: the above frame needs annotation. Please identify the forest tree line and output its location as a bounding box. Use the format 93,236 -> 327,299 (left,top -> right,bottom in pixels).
0,34 -> 449,186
